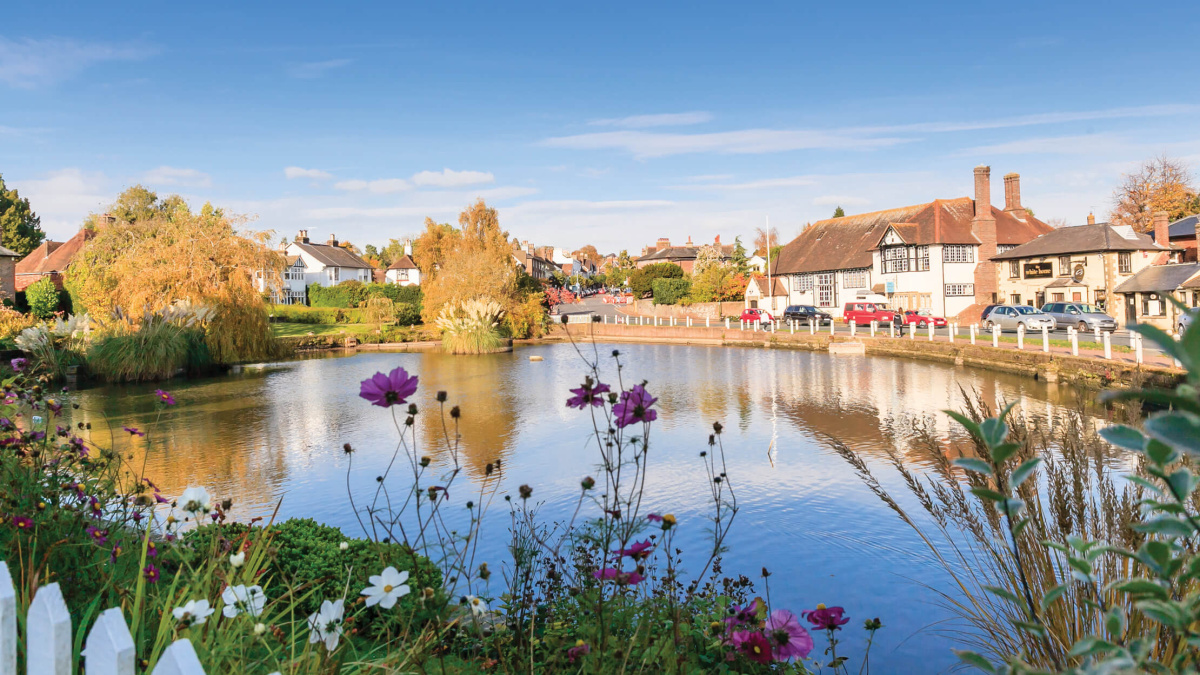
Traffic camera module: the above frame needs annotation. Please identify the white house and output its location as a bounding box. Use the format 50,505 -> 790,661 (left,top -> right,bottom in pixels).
770,167 -> 1054,322
260,230 -> 374,303
746,255 -> 767,273
385,243 -> 421,286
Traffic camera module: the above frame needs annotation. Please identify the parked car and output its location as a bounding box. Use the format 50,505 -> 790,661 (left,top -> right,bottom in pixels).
1181,308 -> 1197,335
842,301 -> 900,326
782,305 -> 832,324
1039,303 -> 1117,332
982,305 -> 1056,331
740,308 -> 774,324
903,310 -> 947,328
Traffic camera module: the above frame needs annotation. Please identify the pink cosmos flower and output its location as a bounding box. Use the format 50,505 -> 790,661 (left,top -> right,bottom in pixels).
725,599 -> 761,628
11,358 -> 26,372
567,641 -> 591,663
86,525 -> 108,545
612,539 -> 654,560
12,516 -> 33,531
802,605 -> 850,631
153,389 -> 176,406
646,513 -> 663,522
123,427 -> 145,437
734,631 -> 773,664
592,568 -> 645,585
612,384 -> 658,428
143,563 -> 160,583
359,367 -> 419,408
566,380 -> 610,409
765,610 -> 813,660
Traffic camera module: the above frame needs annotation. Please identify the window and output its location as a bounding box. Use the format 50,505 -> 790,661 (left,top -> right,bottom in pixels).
1194,291 -> 1200,308
816,272 -> 836,307
943,245 -> 974,263
1118,252 -> 1132,274
996,244 -> 1018,254
843,269 -> 867,289
1052,293 -> 1065,302
916,246 -> 930,271
1058,256 -> 1071,276
1010,294 -> 1022,305
1142,293 -> 1166,317
796,274 -> 813,292
944,283 -> 974,297
881,246 -> 908,273
1009,260 -> 1021,278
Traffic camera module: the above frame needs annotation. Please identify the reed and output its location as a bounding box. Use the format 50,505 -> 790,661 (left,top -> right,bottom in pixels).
436,298 -> 506,354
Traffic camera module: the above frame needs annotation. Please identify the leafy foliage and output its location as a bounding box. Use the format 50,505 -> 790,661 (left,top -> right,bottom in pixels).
1109,155 -> 1198,232
307,281 -> 423,313
0,174 -> 46,256
651,277 -> 692,305
628,262 -> 683,298
25,277 -> 61,319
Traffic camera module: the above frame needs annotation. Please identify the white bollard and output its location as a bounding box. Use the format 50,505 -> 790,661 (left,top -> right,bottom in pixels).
1094,327 -> 1101,345
725,317 -> 729,329
850,321 -> 856,337
970,324 -> 976,345
992,325 -> 999,348
740,319 -> 744,330
909,321 -> 915,340
889,322 -> 895,338
706,317 -> 709,328
1042,325 -> 1049,353
870,320 -> 877,337
830,321 -> 835,335
809,319 -> 815,335
927,322 -> 934,341
1017,325 -> 1025,350
1135,333 -> 1144,364
949,323 -> 955,344
790,320 -> 794,334
1103,331 -> 1112,359
1070,327 -> 1079,356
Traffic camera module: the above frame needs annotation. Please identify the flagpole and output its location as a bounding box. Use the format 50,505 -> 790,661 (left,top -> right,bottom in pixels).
766,214 -> 772,313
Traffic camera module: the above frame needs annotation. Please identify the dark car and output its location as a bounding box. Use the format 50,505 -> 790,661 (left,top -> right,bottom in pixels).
782,305 -> 832,324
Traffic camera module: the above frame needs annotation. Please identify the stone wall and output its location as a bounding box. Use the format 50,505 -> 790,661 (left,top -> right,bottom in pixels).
624,299 -> 744,320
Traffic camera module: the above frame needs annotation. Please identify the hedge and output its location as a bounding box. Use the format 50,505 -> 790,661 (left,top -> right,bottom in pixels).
629,263 -> 683,297
651,278 -> 692,305
307,281 -> 423,313
269,302 -> 421,326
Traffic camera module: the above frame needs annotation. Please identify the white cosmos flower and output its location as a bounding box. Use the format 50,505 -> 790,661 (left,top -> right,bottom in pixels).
221,584 -> 265,618
229,551 -> 245,568
339,541 -> 349,551
307,598 -> 345,652
466,595 -> 488,616
172,599 -> 214,627
178,487 -> 212,519
254,622 -> 267,635
361,566 -> 410,609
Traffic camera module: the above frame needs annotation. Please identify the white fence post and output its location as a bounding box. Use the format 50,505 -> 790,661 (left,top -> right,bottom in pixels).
927,322 -> 934,342
948,323 -> 955,344
809,319 -> 815,335
992,325 -> 999,348
789,320 -> 794,334
850,321 -> 856,337
829,321 -> 835,335
1070,327 -> 1079,356
1042,325 -> 1049,353
725,317 -> 729,329
1135,333 -> 1144,364
909,322 -> 915,340
151,639 -> 205,675
1017,325 -> 1025,350
889,322 -> 895,338
870,320 -> 876,337
1,562 -> 14,675
85,607 -> 136,675
1103,331 -> 1112,359
1094,327 -> 1101,345
27,582 -> 71,675
969,324 -> 976,345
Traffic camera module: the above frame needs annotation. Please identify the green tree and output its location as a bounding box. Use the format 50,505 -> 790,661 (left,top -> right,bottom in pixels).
0,175 -> 46,256
833,206 -> 845,218
25,278 -> 60,319
730,236 -> 750,275
628,262 -> 683,298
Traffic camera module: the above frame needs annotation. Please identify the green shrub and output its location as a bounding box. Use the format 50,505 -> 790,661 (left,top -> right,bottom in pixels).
186,518 -> 441,635
651,278 -> 692,305
628,262 -> 683,297
307,281 -> 423,311
26,278 -> 60,319
269,304 -> 341,324
88,322 -> 212,382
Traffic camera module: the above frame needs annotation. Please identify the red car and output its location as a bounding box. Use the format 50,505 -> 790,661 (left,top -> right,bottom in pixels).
740,308 -> 774,323
842,302 -> 900,326
903,310 -> 947,328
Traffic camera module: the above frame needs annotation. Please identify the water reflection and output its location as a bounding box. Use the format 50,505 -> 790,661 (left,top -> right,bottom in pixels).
70,344 -> 1097,673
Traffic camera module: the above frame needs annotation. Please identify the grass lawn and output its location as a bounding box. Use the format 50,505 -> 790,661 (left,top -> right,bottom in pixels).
271,322 -> 379,337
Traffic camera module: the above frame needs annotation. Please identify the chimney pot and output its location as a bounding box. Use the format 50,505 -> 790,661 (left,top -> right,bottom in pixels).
714,234 -> 721,245
1087,213 -> 1096,225
973,166 -> 993,221
1153,211 -> 1170,248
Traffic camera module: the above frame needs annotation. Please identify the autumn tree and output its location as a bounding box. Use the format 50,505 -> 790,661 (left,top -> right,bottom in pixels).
1110,156 -> 1198,232
418,199 -> 520,325
753,225 -> 780,256
692,244 -> 728,277
66,188 -> 283,363
0,174 -> 45,256
413,218 -> 460,278
574,244 -> 601,265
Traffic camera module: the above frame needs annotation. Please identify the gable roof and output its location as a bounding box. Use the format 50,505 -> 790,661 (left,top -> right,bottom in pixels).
992,223 -> 1169,260
292,241 -> 371,269
749,276 -> 787,296
773,199 -> 1053,275
16,229 -> 93,276
1114,263 -> 1200,294
639,244 -> 734,263
387,255 -> 417,270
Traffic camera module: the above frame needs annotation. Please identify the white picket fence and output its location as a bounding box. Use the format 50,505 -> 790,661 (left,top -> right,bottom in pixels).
0,561 -> 205,675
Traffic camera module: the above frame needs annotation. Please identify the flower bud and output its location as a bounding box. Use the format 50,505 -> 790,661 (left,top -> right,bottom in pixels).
580,476 -> 595,490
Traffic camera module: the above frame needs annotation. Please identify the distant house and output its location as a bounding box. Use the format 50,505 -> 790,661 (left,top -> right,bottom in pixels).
511,239 -> 557,280
1152,213 -> 1200,263
743,276 -> 787,310
259,230 -> 374,304
636,236 -> 732,273
771,167 -> 1053,321
15,228 -> 94,292
746,255 -> 767,273
1114,262 -> 1200,332
992,215 -> 1172,325
386,243 -> 421,286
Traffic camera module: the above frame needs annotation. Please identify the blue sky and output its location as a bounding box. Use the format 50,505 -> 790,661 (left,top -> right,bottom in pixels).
4,1 -> 1199,253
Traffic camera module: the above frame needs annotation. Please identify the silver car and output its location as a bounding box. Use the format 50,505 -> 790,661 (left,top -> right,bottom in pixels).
1181,308 -> 1197,335
982,305 -> 1057,332
1039,302 -> 1117,332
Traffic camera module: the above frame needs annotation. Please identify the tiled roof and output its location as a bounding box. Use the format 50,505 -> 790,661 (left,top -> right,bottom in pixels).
749,276 -> 787,296
992,223 -> 1168,260
387,255 -> 417,270
293,241 -> 371,269
639,244 -> 734,262
285,255 -> 302,266
1157,214 -> 1199,240
1114,263 -> 1200,294
773,198 -> 1052,275
16,229 -> 93,275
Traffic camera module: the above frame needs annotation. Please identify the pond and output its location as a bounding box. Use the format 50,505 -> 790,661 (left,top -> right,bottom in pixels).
74,342 -> 1098,673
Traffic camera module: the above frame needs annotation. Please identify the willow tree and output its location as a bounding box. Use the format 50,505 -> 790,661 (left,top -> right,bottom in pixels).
66,188 -> 283,363
417,199 -> 519,325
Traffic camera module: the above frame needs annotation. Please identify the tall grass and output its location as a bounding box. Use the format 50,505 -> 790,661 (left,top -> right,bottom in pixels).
832,394 -> 1157,668
88,305 -> 215,382
436,298 -> 507,354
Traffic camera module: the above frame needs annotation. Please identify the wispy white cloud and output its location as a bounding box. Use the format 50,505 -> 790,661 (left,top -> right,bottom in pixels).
285,166 -> 332,180
287,58 -> 353,79
668,175 -> 816,191
411,168 -> 495,188
681,174 -> 735,182
304,204 -> 458,220
508,199 -> 675,214
473,186 -> 539,200
0,37 -> 155,88
143,166 -> 212,188
334,178 -> 411,194
589,111 -> 713,128
12,168 -> 110,237
812,195 -> 871,207
956,133 -> 1130,156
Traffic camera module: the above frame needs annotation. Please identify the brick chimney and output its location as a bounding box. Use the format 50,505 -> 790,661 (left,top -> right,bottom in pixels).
971,165 -> 998,307
714,234 -> 721,245
686,235 -> 693,246
327,233 -> 338,247
656,237 -> 671,251
297,229 -> 310,243
1087,213 -> 1095,225
1153,211 -> 1169,248
1003,173 -> 1023,217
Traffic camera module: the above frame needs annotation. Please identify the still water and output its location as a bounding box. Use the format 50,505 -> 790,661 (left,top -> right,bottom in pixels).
75,343 -> 1093,673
